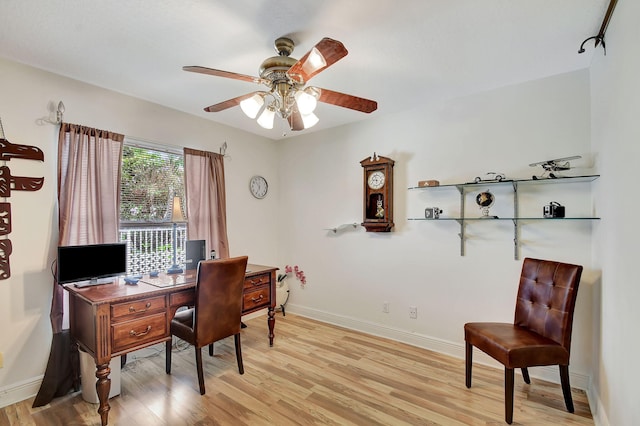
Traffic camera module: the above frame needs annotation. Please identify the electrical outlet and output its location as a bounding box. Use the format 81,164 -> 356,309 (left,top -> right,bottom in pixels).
0,352 -> 3,368
409,306 -> 417,319
383,301 -> 390,313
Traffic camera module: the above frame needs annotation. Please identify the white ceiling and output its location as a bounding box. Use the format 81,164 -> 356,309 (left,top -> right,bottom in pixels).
0,0 -> 607,140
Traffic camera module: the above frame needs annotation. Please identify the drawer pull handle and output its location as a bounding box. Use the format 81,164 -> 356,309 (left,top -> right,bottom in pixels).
129,302 -> 151,313
251,294 -> 264,303
249,279 -> 262,286
129,325 -> 152,337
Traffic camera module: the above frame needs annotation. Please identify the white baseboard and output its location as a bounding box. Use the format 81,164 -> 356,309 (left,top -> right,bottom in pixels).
588,385 -> 610,426
285,303 -> 591,391
0,376 -> 43,409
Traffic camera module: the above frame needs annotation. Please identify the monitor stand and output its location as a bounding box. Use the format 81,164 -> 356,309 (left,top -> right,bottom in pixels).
74,277 -> 116,288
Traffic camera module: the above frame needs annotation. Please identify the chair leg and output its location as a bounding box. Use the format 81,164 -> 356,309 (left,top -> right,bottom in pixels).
234,333 -> 244,375
559,365 -> 575,413
209,343 -> 214,356
521,367 -> 530,384
505,368 -> 514,424
165,340 -> 172,374
195,347 -> 205,395
465,341 -> 473,388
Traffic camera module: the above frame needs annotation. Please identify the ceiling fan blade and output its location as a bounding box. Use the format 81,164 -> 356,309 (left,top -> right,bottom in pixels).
287,109 -> 304,131
286,38 -> 348,83
183,66 -> 268,85
315,88 -> 378,113
204,92 -> 259,113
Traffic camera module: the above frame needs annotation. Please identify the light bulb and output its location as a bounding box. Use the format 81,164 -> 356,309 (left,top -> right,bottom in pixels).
240,93 -> 264,119
301,112 -> 319,129
295,90 -> 317,115
257,107 -> 276,129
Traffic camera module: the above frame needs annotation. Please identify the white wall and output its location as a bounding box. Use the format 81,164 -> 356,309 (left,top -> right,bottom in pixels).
590,0 -> 640,424
0,57 -> 278,406
278,69 -> 596,389
0,53 -> 610,416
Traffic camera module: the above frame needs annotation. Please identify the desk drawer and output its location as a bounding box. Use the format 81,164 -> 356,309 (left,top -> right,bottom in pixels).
112,312 -> 167,352
244,273 -> 270,290
170,290 -> 194,308
111,296 -> 166,320
243,287 -> 270,311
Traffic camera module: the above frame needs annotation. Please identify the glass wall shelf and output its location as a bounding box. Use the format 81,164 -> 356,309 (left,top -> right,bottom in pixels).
407,174 -> 600,259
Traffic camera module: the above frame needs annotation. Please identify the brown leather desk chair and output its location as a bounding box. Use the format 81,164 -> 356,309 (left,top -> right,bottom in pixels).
166,256 -> 248,395
464,258 -> 583,424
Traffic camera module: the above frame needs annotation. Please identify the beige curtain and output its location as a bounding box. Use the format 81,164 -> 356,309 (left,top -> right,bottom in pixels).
183,148 -> 229,259
52,123 -> 124,332
34,123 -> 123,408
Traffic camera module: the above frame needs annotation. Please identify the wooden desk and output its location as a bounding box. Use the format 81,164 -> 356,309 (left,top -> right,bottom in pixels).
65,264 -> 278,426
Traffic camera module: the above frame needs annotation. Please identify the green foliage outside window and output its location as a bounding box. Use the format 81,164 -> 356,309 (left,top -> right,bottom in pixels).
120,146 -> 185,223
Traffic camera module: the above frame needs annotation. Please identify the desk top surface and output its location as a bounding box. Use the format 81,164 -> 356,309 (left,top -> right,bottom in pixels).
64,263 -> 277,304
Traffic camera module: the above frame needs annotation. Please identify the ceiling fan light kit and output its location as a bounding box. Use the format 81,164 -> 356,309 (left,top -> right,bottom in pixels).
240,93 -> 266,118
257,106 -> 276,129
184,36 -> 377,132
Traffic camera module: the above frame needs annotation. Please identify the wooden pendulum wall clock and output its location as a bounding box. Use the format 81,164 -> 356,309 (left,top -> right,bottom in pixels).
360,153 -> 394,232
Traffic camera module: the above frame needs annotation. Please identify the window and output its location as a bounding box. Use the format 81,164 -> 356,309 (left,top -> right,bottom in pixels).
119,143 -> 186,274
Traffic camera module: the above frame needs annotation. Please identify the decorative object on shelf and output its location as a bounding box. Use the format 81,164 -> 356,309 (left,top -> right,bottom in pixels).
249,175 -> 268,199
543,201 -> 565,218
418,180 -> 439,187
530,155 -> 581,179
361,153 -> 394,232
167,196 -> 186,274
473,172 -> 506,183
0,117 -> 45,279
476,190 -> 497,218
425,207 -> 442,219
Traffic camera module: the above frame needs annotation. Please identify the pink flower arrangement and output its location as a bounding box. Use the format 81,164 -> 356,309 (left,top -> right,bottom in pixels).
283,264 -> 306,287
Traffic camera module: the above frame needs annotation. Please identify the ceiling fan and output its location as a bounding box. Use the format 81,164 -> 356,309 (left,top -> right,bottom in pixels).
183,37 -> 378,131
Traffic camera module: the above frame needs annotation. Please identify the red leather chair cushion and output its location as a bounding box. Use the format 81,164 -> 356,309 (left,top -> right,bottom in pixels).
464,322 -> 570,368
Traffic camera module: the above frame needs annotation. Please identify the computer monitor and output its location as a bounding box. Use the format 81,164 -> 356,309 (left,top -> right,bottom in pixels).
185,239 -> 206,270
57,243 -> 127,286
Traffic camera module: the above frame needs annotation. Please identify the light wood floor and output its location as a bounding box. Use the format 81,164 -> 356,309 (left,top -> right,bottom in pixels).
0,314 -> 593,425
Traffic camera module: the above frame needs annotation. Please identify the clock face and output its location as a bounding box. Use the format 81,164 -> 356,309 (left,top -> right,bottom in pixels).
367,171 -> 385,190
249,175 -> 268,199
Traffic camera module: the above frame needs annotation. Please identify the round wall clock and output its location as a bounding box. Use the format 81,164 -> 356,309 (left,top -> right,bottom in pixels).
249,175 -> 268,199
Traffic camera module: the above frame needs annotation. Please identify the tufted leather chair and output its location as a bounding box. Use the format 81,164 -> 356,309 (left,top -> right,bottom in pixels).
464,258 -> 583,424
165,256 -> 248,395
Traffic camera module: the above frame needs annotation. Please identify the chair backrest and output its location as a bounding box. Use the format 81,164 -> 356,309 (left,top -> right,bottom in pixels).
193,256 -> 248,347
514,258 -> 583,352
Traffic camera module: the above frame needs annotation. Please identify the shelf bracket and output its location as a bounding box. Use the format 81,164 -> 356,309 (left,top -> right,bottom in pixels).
512,182 -> 520,260
456,185 -> 466,256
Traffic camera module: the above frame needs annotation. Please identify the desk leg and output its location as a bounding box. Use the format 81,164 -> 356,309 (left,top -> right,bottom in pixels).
267,307 -> 275,346
95,363 -> 111,426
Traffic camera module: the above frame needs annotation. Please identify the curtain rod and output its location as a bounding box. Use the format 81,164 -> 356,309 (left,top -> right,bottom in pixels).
578,0 -> 619,55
